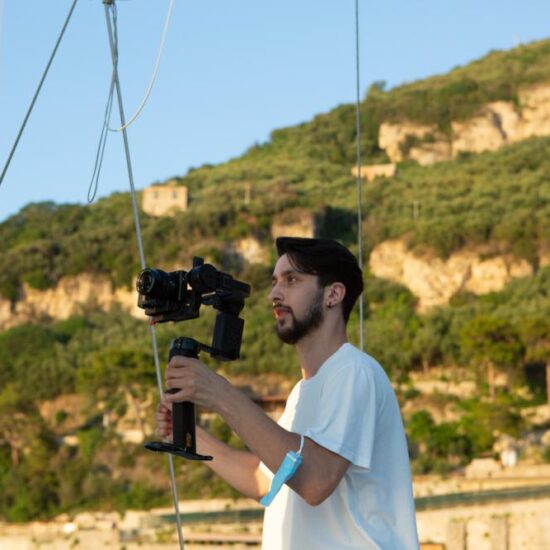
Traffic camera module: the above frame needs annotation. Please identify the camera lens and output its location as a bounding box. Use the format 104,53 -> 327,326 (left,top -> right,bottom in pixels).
137,268 -> 185,301
137,270 -> 155,294
137,268 -> 168,296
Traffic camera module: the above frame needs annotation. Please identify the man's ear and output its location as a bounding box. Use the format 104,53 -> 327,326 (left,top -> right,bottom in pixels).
325,282 -> 346,308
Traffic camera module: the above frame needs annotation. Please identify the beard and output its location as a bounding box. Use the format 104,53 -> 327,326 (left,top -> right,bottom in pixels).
275,289 -> 324,345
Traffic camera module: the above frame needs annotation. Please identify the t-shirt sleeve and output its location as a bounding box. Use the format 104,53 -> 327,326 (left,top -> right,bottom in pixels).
303,363 -> 376,469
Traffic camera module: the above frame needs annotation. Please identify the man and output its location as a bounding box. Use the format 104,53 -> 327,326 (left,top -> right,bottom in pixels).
156,237 -> 419,549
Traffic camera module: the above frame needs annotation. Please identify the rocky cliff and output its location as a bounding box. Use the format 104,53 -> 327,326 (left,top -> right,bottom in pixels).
0,212 -> 318,330
1,238 -> 544,328
369,239 -> 548,311
369,240 -> 550,311
0,274 -> 140,330
379,84 -> 550,165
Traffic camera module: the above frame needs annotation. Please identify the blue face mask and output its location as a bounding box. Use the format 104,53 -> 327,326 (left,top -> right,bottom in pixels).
260,435 -> 304,507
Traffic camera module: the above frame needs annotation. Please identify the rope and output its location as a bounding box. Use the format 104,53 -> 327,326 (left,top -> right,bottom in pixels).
0,0 -> 79,189
110,0 -> 175,132
88,2 -> 118,203
354,0 -> 365,351
103,4 -> 185,549
89,0 -> 173,202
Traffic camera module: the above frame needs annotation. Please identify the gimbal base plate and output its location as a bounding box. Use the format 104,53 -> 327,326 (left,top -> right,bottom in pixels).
144,441 -> 213,461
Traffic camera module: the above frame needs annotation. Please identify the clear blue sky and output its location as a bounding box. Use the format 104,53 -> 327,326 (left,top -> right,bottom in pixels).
1,0 -> 550,222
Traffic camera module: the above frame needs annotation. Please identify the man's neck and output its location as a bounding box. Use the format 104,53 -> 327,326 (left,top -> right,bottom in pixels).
295,320 -> 348,380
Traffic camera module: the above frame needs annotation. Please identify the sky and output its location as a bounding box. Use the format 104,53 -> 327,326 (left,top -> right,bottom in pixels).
1,0 -> 550,222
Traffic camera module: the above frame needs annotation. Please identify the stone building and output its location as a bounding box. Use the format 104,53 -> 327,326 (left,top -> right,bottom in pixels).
141,180 -> 188,217
351,163 -> 397,181
271,208 -> 318,240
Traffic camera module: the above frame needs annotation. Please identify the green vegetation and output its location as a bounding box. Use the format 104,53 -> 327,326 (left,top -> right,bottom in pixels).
1,39 -> 550,520
0,258 -> 547,518
3,41 -> 550,299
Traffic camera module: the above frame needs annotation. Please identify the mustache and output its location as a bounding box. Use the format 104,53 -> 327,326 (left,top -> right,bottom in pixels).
273,304 -> 293,314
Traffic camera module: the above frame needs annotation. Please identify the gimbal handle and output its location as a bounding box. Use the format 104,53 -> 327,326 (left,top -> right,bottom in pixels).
144,337 -> 213,461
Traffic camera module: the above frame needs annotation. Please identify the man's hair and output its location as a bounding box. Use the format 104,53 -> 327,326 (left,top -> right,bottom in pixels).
276,237 -> 364,323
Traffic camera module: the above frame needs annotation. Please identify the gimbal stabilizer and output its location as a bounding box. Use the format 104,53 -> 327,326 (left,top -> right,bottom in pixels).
136,257 -> 250,461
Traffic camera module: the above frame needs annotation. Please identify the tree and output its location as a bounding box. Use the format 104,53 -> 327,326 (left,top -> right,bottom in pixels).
0,385 -> 42,467
412,310 -> 451,372
364,291 -> 419,381
519,316 -> 550,408
460,315 -> 524,400
76,348 -> 155,439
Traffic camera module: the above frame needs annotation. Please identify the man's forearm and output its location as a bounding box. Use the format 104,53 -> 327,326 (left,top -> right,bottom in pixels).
162,358 -> 348,505
214,383 -> 300,475
196,427 -> 267,500
212,382 -> 350,506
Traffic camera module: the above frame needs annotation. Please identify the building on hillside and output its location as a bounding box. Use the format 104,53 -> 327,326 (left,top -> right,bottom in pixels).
142,180 -> 188,217
351,163 -> 397,181
271,208 -> 318,239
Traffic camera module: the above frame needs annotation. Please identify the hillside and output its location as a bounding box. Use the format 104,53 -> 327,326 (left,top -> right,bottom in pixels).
3,41 -> 550,300
0,40 -> 550,521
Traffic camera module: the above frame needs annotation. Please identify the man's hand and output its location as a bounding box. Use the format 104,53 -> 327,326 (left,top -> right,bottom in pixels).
155,393 -> 267,500
155,400 -> 173,442
163,356 -> 229,411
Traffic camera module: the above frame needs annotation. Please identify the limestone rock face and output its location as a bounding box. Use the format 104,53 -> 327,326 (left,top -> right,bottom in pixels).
378,122 -> 436,163
518,84 -> 550,138
0,238 -> 271,330
369,240 -> 536,311
452,106 -> 511,155
490,100 -> 523,140
409,141 -> 452,166
0,274 -> 140,330
378,84 -> 550,165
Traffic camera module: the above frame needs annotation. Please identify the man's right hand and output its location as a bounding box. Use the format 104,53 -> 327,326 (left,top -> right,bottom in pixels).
156,399 -> 173,442
155,399 -> 267,500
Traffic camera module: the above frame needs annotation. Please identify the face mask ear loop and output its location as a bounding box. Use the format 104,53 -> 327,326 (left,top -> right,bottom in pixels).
297,434 -> 305,456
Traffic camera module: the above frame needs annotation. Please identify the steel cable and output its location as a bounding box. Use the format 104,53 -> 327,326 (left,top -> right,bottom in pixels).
354,0 -> 365,351
103,3 -> 186,549
0,0 -> 79,188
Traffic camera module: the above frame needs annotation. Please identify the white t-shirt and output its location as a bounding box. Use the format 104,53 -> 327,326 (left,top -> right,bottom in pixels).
261,343 -> 419,550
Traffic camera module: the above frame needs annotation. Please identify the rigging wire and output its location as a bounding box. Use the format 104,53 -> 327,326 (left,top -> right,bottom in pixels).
88,0 -> 174,202
102,3 -> 186,549
88,2 -> 118,203
110,0 -> 175,132
354,0 -> 365,351
0,0 -> 79,189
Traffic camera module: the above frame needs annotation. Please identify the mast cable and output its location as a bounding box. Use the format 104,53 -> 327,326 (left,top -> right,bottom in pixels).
110,0 -> 175,132
89,0 -> 173,202
103,3 -> 186,549
88,2 -> 118,202
0,0 -> 79,188
354,0 -> 365,351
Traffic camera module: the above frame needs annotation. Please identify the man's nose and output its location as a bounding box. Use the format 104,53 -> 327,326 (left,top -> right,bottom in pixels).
269,283 -> 282,303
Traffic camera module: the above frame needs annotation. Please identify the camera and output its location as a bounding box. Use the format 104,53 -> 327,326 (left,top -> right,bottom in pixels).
136,257 -> 251,460
136,257 -> 250,360
136,267 -> 201,322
